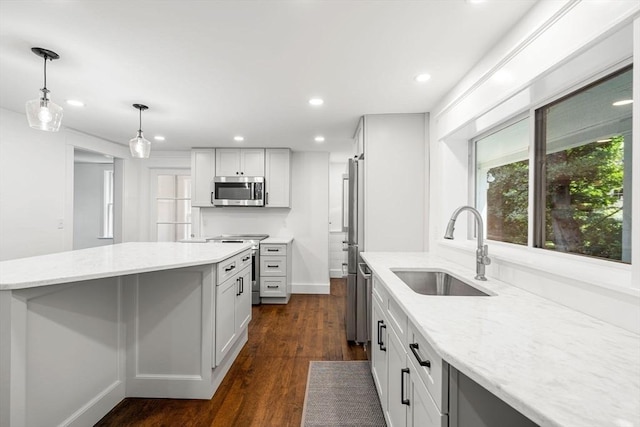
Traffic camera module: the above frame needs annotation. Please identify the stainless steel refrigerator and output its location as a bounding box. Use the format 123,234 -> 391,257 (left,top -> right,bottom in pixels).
345,156 -> 368,345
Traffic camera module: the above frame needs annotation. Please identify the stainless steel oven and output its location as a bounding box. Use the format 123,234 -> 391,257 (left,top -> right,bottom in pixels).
207,234 -> 269,304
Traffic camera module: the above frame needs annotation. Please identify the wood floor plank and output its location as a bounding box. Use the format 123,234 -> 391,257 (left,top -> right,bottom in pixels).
95,278 -> 366,427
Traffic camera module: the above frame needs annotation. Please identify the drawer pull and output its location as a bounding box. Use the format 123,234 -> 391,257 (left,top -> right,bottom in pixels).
267,264 -> 279,268
224,264 -> 236,272
409,343 -> 431,368
242,256 -> 250,262
401,368 -> 410,406
377,320 -> 386,352
267,285 -> 279,289
267,248 -> 279,252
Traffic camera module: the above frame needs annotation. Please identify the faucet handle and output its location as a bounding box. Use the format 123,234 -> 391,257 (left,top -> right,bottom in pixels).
481,245 -> 491,265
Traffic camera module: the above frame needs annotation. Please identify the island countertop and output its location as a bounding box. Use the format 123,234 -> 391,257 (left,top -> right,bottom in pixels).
0,242 -> 252,290
361,251 -> 640,427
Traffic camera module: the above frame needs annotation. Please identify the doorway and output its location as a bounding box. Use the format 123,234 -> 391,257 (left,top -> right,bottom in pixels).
73,148 -> 115,249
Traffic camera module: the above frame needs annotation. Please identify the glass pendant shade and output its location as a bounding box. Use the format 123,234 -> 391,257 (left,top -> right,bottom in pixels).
129,130 -> 151,158
26,93 -> 63,131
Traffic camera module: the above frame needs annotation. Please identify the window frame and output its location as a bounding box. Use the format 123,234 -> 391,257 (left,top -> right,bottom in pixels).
533,64 -> 633,263
471,64 -> 632,265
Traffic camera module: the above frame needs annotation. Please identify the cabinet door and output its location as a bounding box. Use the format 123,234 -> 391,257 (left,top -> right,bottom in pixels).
371,299 -> 388,413
386,325 -> 407,427
407,356 -> 447,427
191,149 -> 215,206
236,268 -> 252,331
241,149 -> 265,176
215,276 -> 237,366
264,148 -> 291,207
216,148 -> 241,176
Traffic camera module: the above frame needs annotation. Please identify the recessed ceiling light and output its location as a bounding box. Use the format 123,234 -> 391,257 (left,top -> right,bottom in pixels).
309,98 -> 324,106
314,136 -> 325,143
234,135 -> 245,142
66,99 -> 84,107
466,0 -> 486,4
414,73 -> 431,83
612,99 -> 633,106
154,136 -> 165,141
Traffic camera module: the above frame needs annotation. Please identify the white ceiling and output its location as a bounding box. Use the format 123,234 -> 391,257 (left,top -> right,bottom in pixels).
0,0 -> 538,157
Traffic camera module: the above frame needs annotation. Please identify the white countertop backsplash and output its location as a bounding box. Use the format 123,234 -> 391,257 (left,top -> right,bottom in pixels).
361,251 -> 640,427
0,242 -> 252,290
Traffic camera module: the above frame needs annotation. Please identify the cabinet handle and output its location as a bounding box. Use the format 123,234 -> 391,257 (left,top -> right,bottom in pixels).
225,264 -> 236,272
242,256 -> 251,262
211,192 -> 214,205
377,320 -> 386,351
409,343 -> 431,368
267,264 -> 278,268
266,192 -> 269,205
236,278 -> 241,296
267,285 -> 279,289
401,368 -> 410,406
267,248 -> 279,252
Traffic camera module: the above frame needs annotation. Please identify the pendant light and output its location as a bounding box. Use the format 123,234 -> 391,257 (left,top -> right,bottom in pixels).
129,104 -> 151,158
25,47 -> 63,132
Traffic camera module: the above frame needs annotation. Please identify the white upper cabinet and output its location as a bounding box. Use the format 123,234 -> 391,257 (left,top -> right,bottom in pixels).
191,149 -> 215,207
216,148 -> 265,176
265,148 -> 291,208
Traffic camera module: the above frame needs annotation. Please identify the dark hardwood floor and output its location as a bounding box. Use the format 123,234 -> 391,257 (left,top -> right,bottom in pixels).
95,278 -> 366,427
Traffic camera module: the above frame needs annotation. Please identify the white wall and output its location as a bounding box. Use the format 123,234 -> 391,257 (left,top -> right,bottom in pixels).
73,162 -> 114,249
429,3 -> 640,333
200,151 -> 330,293
0,109 -> 67,260
0,108 -> 136,261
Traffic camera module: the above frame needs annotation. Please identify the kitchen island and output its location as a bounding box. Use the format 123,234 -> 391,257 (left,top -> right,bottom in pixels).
0,242 -> 253,427
361,252 -> 640,427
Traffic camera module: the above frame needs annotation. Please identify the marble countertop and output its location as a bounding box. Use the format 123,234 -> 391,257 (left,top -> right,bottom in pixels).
262,236 -> 294,244
0,242 -> 252,290
361,252 -> 640,427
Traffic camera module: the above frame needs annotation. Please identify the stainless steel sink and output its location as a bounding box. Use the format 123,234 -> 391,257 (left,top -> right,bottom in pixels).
392,270 -> 490,296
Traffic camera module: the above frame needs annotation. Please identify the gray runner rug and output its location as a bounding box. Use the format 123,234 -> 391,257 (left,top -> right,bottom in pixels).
301,361 -> 386,427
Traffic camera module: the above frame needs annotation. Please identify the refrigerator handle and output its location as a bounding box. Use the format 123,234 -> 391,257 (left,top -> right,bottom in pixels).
358,262 -> 371,279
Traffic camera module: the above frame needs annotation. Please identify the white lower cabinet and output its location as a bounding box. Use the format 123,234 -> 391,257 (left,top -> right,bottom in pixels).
370,270 -> 448,427
214,250 -> 252,367
260,242 -> 292,303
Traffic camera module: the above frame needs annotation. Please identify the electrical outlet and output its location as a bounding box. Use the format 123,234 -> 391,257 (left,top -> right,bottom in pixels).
57,219 -> 64,229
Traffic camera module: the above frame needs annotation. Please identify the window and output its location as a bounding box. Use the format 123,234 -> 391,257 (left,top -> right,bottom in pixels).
155,173 -> 192,242
102,169 -> 114,238
474,65 -> 632,263
475,117 -> 529,245
535,66 -> 632,263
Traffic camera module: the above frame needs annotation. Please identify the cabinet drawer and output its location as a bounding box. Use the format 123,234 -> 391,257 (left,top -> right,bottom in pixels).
237,250 -> 252,271
387,296 -> 407,341
408,321 -> 448,413
260,244 -> 286,255
372,275 -> 387,307
217,257 -> 238,285
260,277 -> 287,297
260,256 -> 287,276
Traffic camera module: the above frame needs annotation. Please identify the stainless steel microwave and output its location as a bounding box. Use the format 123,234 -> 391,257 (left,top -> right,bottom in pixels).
212,176 -> 265,207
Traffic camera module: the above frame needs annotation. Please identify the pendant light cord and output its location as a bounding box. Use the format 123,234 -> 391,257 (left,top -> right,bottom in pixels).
42,55 -> 48,91
139,107 -> 143,133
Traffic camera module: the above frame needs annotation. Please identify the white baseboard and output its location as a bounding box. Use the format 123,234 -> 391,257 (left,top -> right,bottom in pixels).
330,269 -> 346,279
292,282 -> 330,294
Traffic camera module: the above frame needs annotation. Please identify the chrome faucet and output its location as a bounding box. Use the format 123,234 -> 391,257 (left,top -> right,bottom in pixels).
444,206 -> 491,281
